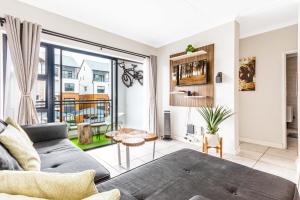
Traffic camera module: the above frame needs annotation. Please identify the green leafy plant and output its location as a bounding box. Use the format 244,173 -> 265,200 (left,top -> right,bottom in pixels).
197,106 -> 234,135
186,44 -> 195,53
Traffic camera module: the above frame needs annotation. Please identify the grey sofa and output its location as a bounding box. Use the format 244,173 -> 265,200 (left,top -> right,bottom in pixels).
97,149 -> 299,200
0,122 -> 110,183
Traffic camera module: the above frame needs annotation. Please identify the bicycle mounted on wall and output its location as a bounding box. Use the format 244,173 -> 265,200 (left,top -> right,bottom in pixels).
118,61 -> 143,88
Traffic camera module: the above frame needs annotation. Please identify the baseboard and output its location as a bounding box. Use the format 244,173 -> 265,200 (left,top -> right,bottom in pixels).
240,137 -> 283,149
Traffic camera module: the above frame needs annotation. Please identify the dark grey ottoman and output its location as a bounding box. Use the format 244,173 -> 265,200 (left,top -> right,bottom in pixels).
97,149 -> 299,200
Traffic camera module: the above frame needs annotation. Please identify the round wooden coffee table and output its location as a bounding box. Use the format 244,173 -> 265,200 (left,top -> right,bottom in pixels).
105,129 -> 158,170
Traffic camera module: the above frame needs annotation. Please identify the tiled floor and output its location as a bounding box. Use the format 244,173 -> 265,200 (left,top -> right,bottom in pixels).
87,137 -> 299,184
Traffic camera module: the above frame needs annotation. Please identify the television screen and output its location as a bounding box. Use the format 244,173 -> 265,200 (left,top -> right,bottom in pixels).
172,59 -> 208,86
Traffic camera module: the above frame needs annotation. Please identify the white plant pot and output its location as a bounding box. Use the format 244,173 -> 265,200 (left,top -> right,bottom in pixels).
186,51 -> 193,55
205,133 -> 219,147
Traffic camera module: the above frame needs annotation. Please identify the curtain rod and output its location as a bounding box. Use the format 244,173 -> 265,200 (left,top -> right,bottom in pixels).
0,17 -> 150,59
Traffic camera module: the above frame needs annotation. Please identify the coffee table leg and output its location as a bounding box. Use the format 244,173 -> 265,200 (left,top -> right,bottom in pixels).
126,146 -> 130,170
117,143 -> 121,166
152,141 -> 156,160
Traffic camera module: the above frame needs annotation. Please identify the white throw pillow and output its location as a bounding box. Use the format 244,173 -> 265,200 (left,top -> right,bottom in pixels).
0,170 -> 98,200
0,193 -> 47,200
83,189 -> 121,200
0,125 -> 40,170
5,117 -> 33,146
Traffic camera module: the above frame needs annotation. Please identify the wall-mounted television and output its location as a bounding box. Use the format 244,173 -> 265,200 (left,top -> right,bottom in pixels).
172,59 -> 209,86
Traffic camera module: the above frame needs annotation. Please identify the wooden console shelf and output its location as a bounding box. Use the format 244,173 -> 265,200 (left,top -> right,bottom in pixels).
170,91 -> 187,94
170,50 -> 207,61
169,44 -> 214,107
184,95 -> 207,99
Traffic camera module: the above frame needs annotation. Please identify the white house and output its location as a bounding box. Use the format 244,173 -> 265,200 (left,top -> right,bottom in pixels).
78,59 -> 111,96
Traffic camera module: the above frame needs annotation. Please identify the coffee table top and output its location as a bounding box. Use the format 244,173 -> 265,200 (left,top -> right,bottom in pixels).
105,128 -> 158,147
105,130 -> 119,139
122,137 -> 145,147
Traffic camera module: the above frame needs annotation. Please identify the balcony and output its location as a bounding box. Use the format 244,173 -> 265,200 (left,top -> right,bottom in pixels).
36,99 -> 113,150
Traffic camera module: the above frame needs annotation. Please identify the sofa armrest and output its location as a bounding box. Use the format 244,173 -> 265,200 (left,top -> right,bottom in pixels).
22,122 -> 67,143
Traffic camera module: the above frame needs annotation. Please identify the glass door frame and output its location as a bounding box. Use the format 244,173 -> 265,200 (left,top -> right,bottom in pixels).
41,42 -> 118,129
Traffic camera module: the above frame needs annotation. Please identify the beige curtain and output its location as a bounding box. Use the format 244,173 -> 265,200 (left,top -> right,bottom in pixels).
148,55 -> 158,135
4,15 -> 42,125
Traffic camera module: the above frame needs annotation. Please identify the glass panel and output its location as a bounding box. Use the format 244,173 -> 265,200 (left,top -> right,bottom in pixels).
37,111 -> 48,124
54,48 -> 61,123
33,44 -> 115,150
35,80 -> 47,108
38,47 -> 46,75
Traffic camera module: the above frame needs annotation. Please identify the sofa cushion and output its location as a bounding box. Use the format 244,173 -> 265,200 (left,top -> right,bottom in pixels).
5,117 -> 33,146
0,144 -> 22,170
0,170 -> 98,200
34,138 -> 110,183
98,149 -> 298,200
83,189 -> 121,200
22,123 -> 67,143
0,125 -> 40,171
0,193 -> 47,200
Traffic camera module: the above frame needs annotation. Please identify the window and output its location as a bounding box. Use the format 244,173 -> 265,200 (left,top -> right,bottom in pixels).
93,74 -> 105,82
65,83 -> 75,91
97,86 -> 105,93
84,86 -> 87,92
93,70 -> 109,82
62,70 -> 73,79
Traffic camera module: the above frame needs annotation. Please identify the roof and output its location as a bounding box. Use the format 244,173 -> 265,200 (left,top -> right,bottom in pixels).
84,60 -> 111,72
55,54 -> 79,68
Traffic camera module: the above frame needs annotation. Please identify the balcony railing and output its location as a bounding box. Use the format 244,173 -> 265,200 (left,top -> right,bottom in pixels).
36,99 -> 111,127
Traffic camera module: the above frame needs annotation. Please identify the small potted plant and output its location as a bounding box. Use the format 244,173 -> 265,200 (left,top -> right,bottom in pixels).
197,105 -> 234,147
185,44 -> 195,54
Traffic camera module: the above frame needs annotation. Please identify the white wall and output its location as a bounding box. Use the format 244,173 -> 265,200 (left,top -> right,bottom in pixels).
0,0 -> 157,60
239,25 -> 298,148
0,0 -> 156,120
118,61 -> 146,129
157,21 -> 240,154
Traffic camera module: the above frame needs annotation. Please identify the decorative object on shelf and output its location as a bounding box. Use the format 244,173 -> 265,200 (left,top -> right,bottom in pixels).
119,61 -> 143,88
185,44 -> 195,54
198,106 -> 234,158
215,72 -> 222,83
239,56 -> 256,91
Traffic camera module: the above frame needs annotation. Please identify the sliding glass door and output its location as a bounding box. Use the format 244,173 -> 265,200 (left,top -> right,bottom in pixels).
34,43 -> 118,149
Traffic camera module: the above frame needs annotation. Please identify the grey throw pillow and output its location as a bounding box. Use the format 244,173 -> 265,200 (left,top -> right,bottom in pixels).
0,119 -> 7,133
0,144 -> 23,170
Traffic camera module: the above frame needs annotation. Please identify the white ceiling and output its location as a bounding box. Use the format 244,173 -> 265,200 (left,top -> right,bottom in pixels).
18,0 -> 298,48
